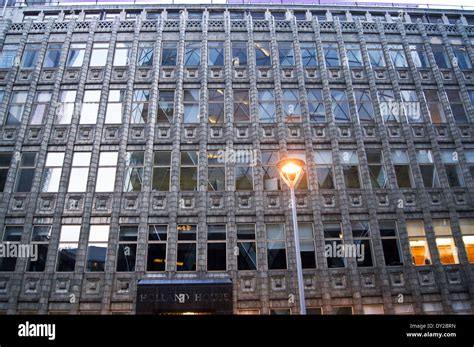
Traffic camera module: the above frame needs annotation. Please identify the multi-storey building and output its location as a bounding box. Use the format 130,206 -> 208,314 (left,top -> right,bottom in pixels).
0,1 -> 473,315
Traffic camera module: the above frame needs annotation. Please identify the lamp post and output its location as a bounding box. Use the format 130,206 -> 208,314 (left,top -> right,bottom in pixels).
276,157 -> 306,315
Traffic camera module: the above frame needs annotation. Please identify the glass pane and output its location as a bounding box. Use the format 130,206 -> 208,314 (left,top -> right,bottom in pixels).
147,244 -> 166,271
177,243 -> 196,271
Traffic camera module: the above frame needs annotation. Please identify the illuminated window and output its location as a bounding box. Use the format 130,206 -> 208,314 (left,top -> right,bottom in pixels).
41,152 -> 65,193
406,220 -> 431,266
433,219 -> 459,265
460,219 -> 474,263
56,225 -> 81,272
147,225 -> 167,271
95,152 -> 118,192
67,152 -> 91,192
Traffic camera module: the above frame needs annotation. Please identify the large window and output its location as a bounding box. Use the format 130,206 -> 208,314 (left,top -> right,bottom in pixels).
5,91 -> 28,126
157,90 -> 174,123
416,150 -> 440,188
0,44 -> 18,68
467,150 -> 474,180
400,90 -> 421,123
431,45 -> 450,68
232,42 -> 247,66
15,152 -> 37,193
116,225 -> 138,271
352,221 -> 373,267
95,152 -> 118,192
90,43 -> 109,67
441,150 -> 464,187
67,43 -> 86,67
184,42 -> 201,66
86,225 -> 109,272
183,89 -> 200,123
460,219 -> 474,263
177,224 -> 197,271
208,89 -> 224,124
452,46 -> 472,69
56,225 -> 81,272
379,221 -> 403,266
21,44 -> 40,68
113,43 -> 131,66
105,90 -> 124,124
237,224 -> 257,270
161,42 -> 177,66
314,150 -> 334,189
392,150 -> 414,188
300,42 -> 317,67
323,43 -> 340,67
446,90 -> 468,124
235,159 -> 253,191
207,225 -> 226,271
341,150 -> 361,189
55,90 -> 76,124
424,90 -> 446,123
137,42 -> 154,66
30,91 -> 52,125
307,89 -> 325,123
407,220 -> 431,266
355,90 -> 374,122
43,43 -> 62,68
331,90 -> 350,122
208,150 -> 225,191
288,151 -> 308,189
41,152 -> 65,193
79,90 -> 101,124
131,89 -> 150,124
0,226 -> 22,271
388,44 -> 408,67
345,44 -> 363,67
180,151 -> 198,191
68,152 -> 91,192
409,45 -> 429,68
378,90 -> 399,123
366,149 -> 388,189
282,89 -> 301,123
27,225 -> 51,272
433,219 -> 459,265
0,153 -> 12,192
208,42 -> 224,66
367,44 -> 385,67
258,90 -> 276,123
299,223 -> 316,269
147,225 -> 167,271
266,223 -> 287,270
152,151 -> 171,191
234,90 -> 250,122
123,151 -> 144,192
324,223 -> 345,268
255,42 -> 271,66
278,42 -> 295,66
262,151 -> 280,190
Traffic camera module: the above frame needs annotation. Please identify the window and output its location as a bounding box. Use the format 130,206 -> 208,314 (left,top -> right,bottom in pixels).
237,224 -> 257,270
67,43 -> 86,67
287,151 -> 308,189
446,90 -> 468,124
15,152 -> 37,193
379,221 -> 403,266
324,223 -> 345,268
431,45 -> 450,68
30,91 -> 51,125
95,152 -> 118,192
177,224 -> 197,271
323,43 -> 340,67
41,152 -> 64,193
5,91 -> 28,126
234,90 -> 250,122
68,152 -> 91,192
208,150 -> 225,191
388,44 -> 408,67
299,223 -> 316,269
378,90 -> 399,123
460,219 -> 474,263
21,44 -> 40,68
147,225 -> 167,271
355,90 -> 374,122
401,90 -> 421,123
433,219 -> 459,265
131,89 -> 150,124
161,42 -> 177,66
232,42 -> 247,66
345,44 -> 363,67
441,150 -> 464,187
183,89 -> 200,123
0,153 -> 12,192
307,89 -> 325,123
0,226 -> 22,271
157,90 -> 174,123
208,89 -> 224,124
314,150 -> 334,189
27,225 -> 51,272
392,150 -> 414,188
137,42 -> 154,66
105,90 -> 124,124
207,225 -> 226,271
258,90 -> 276,123
279,42 -> 294,66
89,43 -> 109,67
86,225 -> 109,271
341,150 -> 361,189
184,42 -> 200,66
262,151 -> 280,190
180,151 -> 198,191
352,221 -> 373,267
366,149 -> 388,189
282,89 -> 301,123
424,90 -> 446,123
266,223 -> 287,270
416,150 -> 440,188
367,44 -> 385,67
56,225 -> 81,272
116,226 -> 138,271
409,45 -> 429,68
208,42 -> 224,66
406,220 -> 431,266
452,46 -> 472,69
236,158 -> 253,191
471,91 -> 474,106
466,150 -> 474,180
331,90 -> 350,122
255,42 -> 271,66
43,43 -> 62,68
0,44 -> 18,68
123,151 -> 144,192
55,90 -> 76,124
363,305 -> 384,315
152,151 -> 171,191
79,90 -> 101,124
300,42 -> 317,67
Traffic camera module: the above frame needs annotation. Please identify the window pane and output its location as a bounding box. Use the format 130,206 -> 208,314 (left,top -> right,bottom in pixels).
116,244 -> 137,271
147,244 -> 166,271
207,243 -> 226,271
177,243 -> 196,271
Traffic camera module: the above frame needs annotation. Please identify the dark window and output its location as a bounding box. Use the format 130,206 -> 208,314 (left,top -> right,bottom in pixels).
207,225 -> 226,271
0,153 -> 12,192
446,90 -> 468,124
162,42 -> 177,66
262,151 -> 280,191
180,151 -> 198,191
177,224 -> 197,271
116,226 -> 138,272
266,224 -> 287,270
152,151 -> 171,191
379,221 -> 403,266
237,224 -> 257,270
0,226 -> 22,271
431,45 -> 450,68
351,221 -> 373,267
324,223 -> 345,268
341,150 -> 361,189
416,150 -> 440,188
234,90 -> 250,122
27,225 -> 51,272
208,89 -> 224,124
299,223 -> 316,269
86,225 -> 109,272
392,150 -> 413,188
366,150 -> 388,189
15,152 -> 37,193
208,150 -> 225,191
147,225 -> 167,271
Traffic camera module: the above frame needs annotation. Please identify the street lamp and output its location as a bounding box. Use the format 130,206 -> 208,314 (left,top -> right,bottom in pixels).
276,157 -> 306,315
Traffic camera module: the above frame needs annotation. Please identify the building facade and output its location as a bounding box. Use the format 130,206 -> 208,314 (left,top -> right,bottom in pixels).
0,2 -> 473,315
